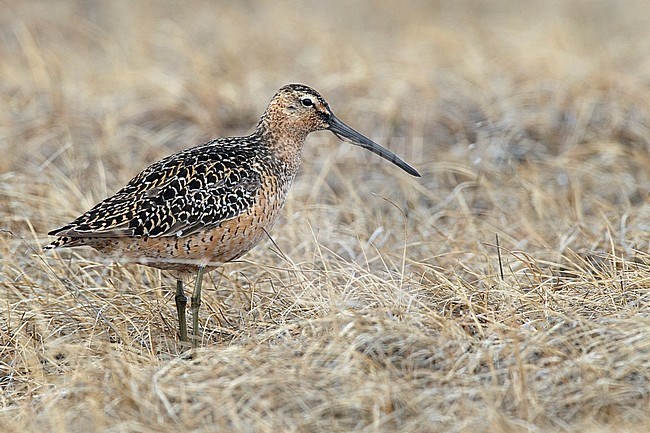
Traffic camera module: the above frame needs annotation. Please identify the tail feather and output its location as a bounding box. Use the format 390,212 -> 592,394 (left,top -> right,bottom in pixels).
44,236 -> 80,250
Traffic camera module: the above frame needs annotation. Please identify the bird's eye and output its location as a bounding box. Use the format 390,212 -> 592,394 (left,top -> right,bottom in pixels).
301,97 -> 314,107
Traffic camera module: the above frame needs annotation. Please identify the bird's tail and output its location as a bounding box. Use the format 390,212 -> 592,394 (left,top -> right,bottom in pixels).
43,236 -> 78,250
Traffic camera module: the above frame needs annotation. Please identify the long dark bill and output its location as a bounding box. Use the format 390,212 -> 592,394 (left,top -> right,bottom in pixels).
327,114 -> 421,177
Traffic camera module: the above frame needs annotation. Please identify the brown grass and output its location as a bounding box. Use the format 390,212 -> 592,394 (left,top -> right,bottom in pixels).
1,1 -> 649,432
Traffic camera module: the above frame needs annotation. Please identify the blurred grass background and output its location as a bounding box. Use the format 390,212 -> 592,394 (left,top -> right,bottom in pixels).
1,1 -> 649,432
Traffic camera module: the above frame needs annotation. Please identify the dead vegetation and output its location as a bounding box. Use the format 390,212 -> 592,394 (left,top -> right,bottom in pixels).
1,1 -> 649,432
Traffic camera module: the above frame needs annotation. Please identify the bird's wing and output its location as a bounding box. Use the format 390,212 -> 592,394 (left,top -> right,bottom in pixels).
48,142 -> 263,239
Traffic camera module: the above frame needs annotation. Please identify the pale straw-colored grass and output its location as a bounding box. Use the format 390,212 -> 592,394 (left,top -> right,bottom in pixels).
1,1 -> 649,432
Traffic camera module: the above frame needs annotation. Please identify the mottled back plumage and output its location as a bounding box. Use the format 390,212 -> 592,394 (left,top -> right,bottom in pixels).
50,137 -> 268,240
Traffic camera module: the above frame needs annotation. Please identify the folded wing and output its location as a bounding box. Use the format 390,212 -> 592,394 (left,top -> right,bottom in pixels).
48,143 -> 263,241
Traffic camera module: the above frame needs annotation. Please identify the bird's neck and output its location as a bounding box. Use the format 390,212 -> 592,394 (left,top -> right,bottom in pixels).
255,119 -> 306,174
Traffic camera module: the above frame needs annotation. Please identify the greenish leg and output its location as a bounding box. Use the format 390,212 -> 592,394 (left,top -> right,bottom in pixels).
191,266 -> 206,348
174,279 -> 188,343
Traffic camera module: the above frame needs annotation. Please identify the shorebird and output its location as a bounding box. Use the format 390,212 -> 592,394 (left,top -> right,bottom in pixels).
45,84 -> 420,347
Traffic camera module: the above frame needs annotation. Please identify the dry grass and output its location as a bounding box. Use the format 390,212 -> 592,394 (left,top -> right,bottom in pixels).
1,1 -> 650,432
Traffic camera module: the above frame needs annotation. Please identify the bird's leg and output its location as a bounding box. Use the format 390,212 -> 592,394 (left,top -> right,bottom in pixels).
190,266 -> 206,348
174,279 -> 188,343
